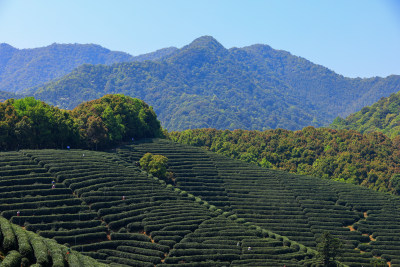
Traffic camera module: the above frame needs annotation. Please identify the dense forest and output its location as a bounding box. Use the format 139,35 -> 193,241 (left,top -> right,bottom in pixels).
0,94 -> 162,150
26,36 -> 400,131
169,127 -> 400,194
0,43 -> 176,94
331,91 -> 400,138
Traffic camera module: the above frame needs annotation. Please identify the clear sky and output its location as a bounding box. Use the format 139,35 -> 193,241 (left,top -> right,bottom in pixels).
0,0 -> 399,78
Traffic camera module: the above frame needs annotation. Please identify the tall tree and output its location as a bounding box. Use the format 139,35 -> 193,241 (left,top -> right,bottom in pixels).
317,231 -> 342,266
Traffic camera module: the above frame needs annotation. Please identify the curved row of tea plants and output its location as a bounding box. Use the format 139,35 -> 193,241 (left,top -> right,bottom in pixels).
20,148 -> 316,266
120,138 -> 400,267
0,151 -> 107,250
0,216 -> 105,267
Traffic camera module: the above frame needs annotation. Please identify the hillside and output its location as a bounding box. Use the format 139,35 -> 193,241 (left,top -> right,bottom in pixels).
0,149 -> 317,266
169,127 -> 400,194
1,139 -> 399,265
27,36 -> 400,131
118,139 -> 400,266
0,94 -> 162,150
0,90 -> 20,102
331,91 -> 400,138
0,43 -> 176,94
0,216 -> 105,266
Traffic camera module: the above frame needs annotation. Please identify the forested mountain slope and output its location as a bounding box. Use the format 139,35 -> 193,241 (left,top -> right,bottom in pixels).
331,91 -> 400,138
0,43 -> 176,94
169,127 -> 400,194
27,36 -> 400,131
0,90 -> 19,102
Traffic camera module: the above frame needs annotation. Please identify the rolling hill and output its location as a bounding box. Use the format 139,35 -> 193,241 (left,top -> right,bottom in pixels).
26,36 -> 400,131
1,138 -> 399,266
118,139 -> 400,266
169,127 -> 400,194
0,43 -> 176,94
331,91 -> 400,138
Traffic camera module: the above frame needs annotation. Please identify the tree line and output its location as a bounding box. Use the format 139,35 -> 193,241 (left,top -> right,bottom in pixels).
169,127 -> 400,194
0,94 -> 163,150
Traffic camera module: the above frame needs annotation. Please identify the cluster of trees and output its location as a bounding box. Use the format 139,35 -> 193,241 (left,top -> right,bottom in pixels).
139,153 -> 169,179
0,94 -> 163,150
28,36 -> 400,131
169,127 -> 400,194
331,91 -> 400,138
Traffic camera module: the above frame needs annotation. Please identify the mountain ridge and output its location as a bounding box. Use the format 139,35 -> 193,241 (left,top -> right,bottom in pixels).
0,43 -> 177,93
25,36 -> 400,131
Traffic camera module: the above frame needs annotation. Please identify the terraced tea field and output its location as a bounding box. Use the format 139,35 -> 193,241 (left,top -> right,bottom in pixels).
1,148 -> 316,266
118,138 -> 400,267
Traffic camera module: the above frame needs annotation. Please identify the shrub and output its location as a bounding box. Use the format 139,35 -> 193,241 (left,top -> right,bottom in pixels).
0,250 -> 22,267
139,153 -> 168,179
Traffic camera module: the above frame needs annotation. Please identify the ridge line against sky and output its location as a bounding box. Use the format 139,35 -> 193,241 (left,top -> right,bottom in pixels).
0,0 -> 399,78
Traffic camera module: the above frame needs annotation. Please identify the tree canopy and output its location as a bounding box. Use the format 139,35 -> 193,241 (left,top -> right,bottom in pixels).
139,152 -> 169,179
316,231 -> 342,266
0,94 -> 163,150
27,36 -> 400,131
169,127 -> 400,194
331,91 -> 400,138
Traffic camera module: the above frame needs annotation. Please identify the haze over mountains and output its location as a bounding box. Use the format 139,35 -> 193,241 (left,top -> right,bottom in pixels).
1,36 -> 400,131
0,43 -> 176,94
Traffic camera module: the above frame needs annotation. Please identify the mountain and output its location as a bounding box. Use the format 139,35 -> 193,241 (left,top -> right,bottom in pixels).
0,89 -> 20,102
27,36 -> 400,131
330,91 -> 400,138
131,47 -> 178,62
0,43 -> 177,94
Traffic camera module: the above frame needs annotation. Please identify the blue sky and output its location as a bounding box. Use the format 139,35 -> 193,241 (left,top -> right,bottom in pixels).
0,0 -> 399,78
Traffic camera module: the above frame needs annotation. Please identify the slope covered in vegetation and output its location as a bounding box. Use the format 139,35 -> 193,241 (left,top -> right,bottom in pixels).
0,216 -> 105,266
0,43 -> 178,94
27,36 -> 400,131
0,148 -> 317,266
117,139 -> 400,266
0,94 -> 162,150
1,138 -> 400,265
169,128 -> 400,194
331,91 -> 400,138
0,43 -> 136,94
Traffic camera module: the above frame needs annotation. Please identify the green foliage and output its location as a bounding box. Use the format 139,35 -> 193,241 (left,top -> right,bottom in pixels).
170,127 -> 400,194
139,153 -> 169,179
316,232 -> 343,266
28,36 -> 400,131
390,174 -> 400,194
73,94 -> 162,148
0,216 -> 107,267
331,91 -> 400,138
0,94 -> 162,150
0,250 -> 22,267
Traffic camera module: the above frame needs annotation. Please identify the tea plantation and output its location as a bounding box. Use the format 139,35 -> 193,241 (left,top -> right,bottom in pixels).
116,138 -> 400,267
0,147 -> 317,266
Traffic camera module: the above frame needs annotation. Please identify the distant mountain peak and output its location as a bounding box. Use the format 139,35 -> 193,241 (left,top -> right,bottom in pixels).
0,43 -> 17,51
184,36 -> 226,52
